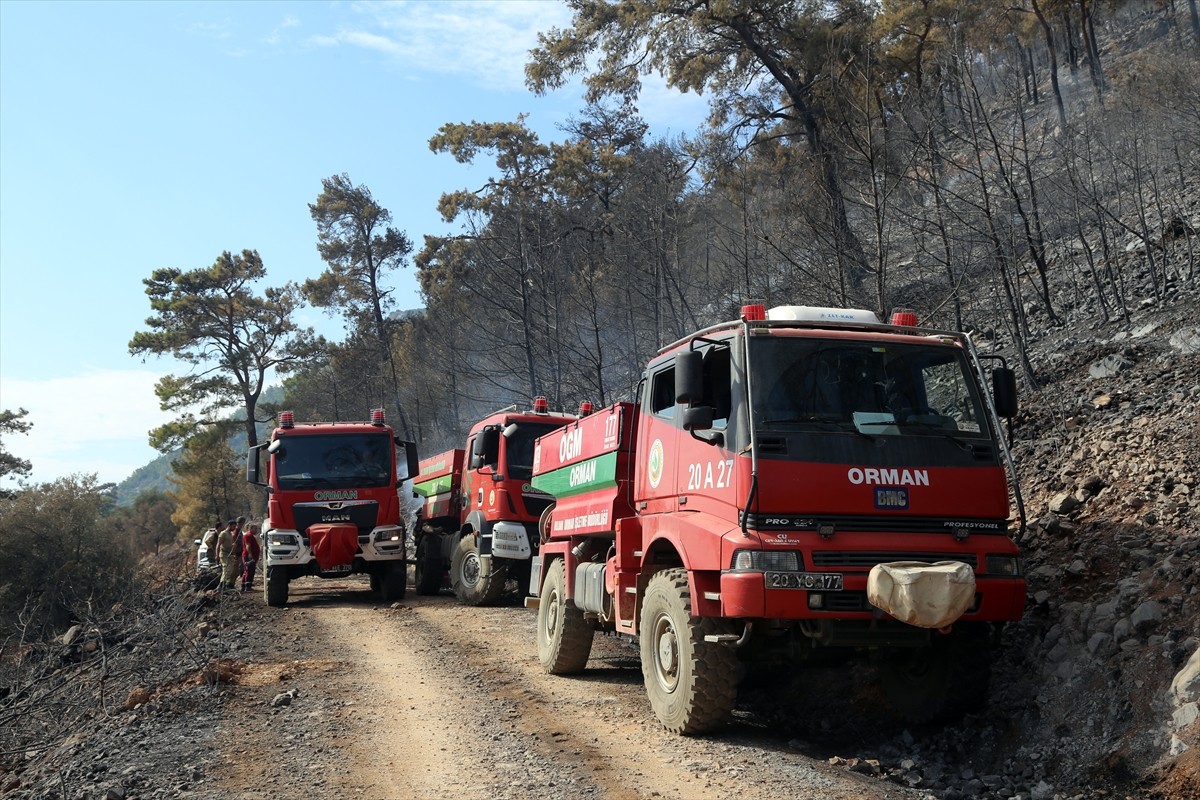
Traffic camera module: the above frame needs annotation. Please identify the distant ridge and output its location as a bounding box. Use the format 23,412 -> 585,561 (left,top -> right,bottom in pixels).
114,384 -> 285,505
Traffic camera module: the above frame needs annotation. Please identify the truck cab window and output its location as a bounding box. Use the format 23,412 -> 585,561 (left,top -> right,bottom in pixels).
649,367 -> 676,419
503,422 -> 562,480
753,338 -> 987,438
702,346 -> 732,428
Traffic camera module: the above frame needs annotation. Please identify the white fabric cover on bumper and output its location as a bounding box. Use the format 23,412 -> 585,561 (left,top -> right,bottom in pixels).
867,561 -> 976,629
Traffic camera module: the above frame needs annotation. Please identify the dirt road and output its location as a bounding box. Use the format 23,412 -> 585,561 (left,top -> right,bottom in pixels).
213,576 -> 923,800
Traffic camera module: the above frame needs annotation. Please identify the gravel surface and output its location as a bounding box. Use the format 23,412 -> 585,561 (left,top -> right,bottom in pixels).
204,578 -> 923,800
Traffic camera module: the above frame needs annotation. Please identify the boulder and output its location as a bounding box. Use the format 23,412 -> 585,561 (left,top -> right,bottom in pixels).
1171,647 -> 1200,706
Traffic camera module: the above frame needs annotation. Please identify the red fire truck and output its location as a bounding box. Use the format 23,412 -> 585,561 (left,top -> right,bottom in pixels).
412,399 -> 581,604
247,409 -> 419,607
528,304 -> 1026,733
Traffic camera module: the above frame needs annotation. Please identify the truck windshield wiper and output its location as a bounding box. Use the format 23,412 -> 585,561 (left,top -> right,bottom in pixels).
899,421 -> 975,451
762,415 -> 884,445
839,420 -> 887,445
280,476 -> 338,488
762,413 -> 843,426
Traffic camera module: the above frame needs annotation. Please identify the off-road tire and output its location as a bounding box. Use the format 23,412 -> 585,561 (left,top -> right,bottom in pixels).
414,536 -> 443,596
880,626 -> 992,723
537,558 -> 594,674
639,568 -> 740,734
450,534 -> 505,606
369,571 -> 381,593
265,566 -> 289,607
380,560 -> 407,602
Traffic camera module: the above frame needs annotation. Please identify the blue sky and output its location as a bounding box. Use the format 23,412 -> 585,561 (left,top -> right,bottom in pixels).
0,0 -> 705,490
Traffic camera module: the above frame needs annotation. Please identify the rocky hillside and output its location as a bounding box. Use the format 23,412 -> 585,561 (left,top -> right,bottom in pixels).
907,218 -> 1200,796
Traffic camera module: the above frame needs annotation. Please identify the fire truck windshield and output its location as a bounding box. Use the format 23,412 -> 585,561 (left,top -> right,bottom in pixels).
272,432 -> 393,491
504,422 -> 565,480
751,337 -> 989,439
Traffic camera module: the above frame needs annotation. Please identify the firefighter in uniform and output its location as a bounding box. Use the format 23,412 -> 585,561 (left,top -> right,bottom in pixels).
215,519 -> 240,591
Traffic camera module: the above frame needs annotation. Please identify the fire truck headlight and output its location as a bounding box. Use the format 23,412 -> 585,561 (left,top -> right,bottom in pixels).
732,550 -> 800,571
375,531 -> 402,542
985,555 -> 1022,576
268,533 -> 297,547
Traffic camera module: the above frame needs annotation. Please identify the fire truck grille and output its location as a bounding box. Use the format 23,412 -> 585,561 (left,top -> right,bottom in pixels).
819,591 -> 873,612
814,590 -> 982,613
744,513 -> 1008,535
812,551 -> 978,569
293,501 -> 379,537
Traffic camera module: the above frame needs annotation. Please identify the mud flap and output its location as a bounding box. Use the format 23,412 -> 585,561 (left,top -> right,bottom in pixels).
309,524 -> 359,570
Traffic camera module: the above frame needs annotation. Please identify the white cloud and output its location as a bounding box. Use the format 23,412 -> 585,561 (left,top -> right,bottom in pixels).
266,14 -> 303,45
314,0 -> 573,91
0,369 -> 176,488
308,0 -> 707,135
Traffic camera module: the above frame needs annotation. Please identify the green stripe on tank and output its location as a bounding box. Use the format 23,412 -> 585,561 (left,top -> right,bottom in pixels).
414,474 -> 454,497
532,451 -> 618,498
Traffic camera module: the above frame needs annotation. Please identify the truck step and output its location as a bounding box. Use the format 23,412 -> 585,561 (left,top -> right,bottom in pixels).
523,596 -> 540,609
703,633 -> 742,643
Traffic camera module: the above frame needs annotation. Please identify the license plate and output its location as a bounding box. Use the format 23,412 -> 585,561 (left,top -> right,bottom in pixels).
765,571 -> 843,590
323,564 -> 352,574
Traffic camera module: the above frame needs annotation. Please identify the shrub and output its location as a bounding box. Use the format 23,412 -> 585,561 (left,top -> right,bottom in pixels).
0,476 -> 140,640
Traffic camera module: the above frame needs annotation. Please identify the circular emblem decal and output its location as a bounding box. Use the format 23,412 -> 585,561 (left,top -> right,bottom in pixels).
488,490 -> 496,507
647,439 -> 665,488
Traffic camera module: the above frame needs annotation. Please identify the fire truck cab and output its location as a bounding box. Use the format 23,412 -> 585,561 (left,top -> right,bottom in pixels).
529,305 -> 1026,733
247,409 -> 419,607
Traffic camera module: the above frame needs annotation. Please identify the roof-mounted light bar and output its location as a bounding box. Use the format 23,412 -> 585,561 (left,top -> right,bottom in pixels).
767,306 -> 881,324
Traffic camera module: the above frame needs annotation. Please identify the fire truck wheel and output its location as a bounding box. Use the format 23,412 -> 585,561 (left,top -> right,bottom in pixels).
380,560 -> 407,602
537,558 -> 594,674
880,645 -> 951,722
639,568 -> 739,735
369,570 -> 381,593
880,626 -> 993,723
265,567 -> 289,607
883,625 -> 993,722
414,537 -> 443,596
450,534 -> 505,606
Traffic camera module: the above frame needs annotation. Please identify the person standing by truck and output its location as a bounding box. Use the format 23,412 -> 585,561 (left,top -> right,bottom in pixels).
240,522 -> 261,592
215,519 -> 240,591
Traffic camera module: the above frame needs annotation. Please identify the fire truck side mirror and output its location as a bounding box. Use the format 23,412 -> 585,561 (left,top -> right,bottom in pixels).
246,444 -> 267,486
470,427 -> 500,469
675,350 -> 703,404
396,439 -> 419,481
681,405 -> 714,432
992,367 -> 1018,418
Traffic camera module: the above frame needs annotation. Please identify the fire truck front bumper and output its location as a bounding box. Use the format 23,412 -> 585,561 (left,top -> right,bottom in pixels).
718,570 -> 1026,621
489,521 -> 534,560
264,529 -> 307,566
358,525 -> 406,560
